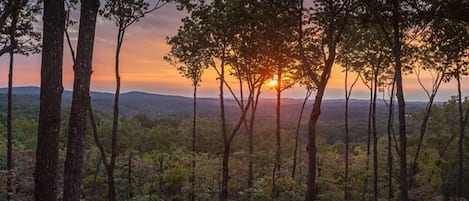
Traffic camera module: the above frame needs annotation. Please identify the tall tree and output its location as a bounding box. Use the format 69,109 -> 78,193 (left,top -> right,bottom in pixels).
391,1 -> 407,199
100,1 -> 167,200
2,1 -> 39,199
6,1 -> 19,200
62,0 -> 100,200
365,1 -> 419,199
298,0 -> 354,200
165,18 -> 212,201
433,15 -> 469,198
34,0 -> 66,200
337,54 -> 359,200
292,84 -> 313,179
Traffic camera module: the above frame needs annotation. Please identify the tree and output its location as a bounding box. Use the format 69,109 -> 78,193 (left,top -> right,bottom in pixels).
165,17 -> 212,201
99,1 -> 167,200
433,17 -> 469,199
62,0 -> 100,200
2,0 -> 39,199
340,17 -> 394,200
336,50 -> 359,200
292,78 -> 314,180
34,0 -> 66,200
5,1 -> 19,200
298,0 -> 354,200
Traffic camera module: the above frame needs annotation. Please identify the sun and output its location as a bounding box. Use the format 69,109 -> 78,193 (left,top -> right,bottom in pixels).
267,79 -> 278,87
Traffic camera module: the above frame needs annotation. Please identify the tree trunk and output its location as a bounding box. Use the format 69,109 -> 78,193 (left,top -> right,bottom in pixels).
392,1 -> 408,200
410,75 -> 444,187
305,83 -> 327,201
63,0 -> 99,200
344,61 -> 359,201
34,0 -> 65,200
219,54 -> 228,201
190,84 -> 197,201
361,85 -> 373,201
221,142 -> 230,201
372,68 -> 379,201
271,69 -> 282,200
387,80 -> 396,201
108,26 -> 124,201
7,2 -> 18,199
248,79 -> 263,199
456,73 -> 465,198
293,89 -> 311,179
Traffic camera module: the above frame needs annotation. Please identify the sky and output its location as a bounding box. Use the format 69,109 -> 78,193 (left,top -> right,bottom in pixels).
0,3 -> 468,102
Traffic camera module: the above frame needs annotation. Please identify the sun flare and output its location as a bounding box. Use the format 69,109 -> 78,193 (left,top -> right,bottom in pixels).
267,79 -> 278,87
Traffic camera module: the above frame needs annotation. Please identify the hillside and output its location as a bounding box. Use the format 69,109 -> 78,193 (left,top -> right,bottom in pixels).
0,86 -> 428,120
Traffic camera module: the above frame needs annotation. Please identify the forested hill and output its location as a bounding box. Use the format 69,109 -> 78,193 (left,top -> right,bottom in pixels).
0,86 -> 429,121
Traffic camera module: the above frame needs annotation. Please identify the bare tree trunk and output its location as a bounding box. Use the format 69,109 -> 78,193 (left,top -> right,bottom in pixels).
247,78 -> 263,200
361,85 -> 373,201
392,1 -> 408,200
219,53 -> 229,201
293,89 -> 311,179
190,84 -> 197,201
305,83 -> 327,201
107,24 -> 125,201
344,61 -> 359,201
34,0 -> 65,200
456,73 -> 465,198
386,80 -> 396,201
410,73 -> 444,187
271,69 -> 282,200
372,68 -> 379,201
6,2 -> 18,199
63,0 -> 99,200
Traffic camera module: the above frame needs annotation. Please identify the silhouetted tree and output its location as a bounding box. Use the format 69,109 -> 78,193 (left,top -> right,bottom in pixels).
165,17 -> 212,201
298,0 -> 354,200
63,0 -> 100,200
34,0 -> 66,200
100,1 -> 167,200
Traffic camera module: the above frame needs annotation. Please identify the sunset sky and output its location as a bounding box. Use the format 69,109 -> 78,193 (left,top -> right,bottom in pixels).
0,3 -> 467,101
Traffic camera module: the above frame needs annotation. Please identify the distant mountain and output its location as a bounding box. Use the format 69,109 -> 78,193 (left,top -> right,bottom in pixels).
0,86 -> 435,143
0,86 -> 429,121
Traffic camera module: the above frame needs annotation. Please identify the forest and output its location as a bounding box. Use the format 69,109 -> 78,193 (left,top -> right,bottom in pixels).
0,0 -> 468,201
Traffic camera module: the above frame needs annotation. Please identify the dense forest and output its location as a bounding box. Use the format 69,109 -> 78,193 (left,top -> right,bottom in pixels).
0,0 -> 468,201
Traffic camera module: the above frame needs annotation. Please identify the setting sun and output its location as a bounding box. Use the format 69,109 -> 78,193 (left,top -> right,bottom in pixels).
267,79 -> 278,87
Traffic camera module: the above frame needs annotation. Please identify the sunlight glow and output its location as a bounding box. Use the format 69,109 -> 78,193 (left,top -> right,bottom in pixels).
267,78 -> 278,87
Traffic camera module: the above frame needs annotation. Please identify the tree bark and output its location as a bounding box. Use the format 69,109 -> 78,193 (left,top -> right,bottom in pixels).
108,25 -> 124,201
63,0 -> 99,200
456,73 -> 465,198
7,1 -> 19,199
247,77 -> 263,199
361,84 -> 373,201
305,84 -> 327,201
271,69 -> 282,200
372,68 -> 379,201
34,0 -> 65,200
190,84 -> 197,201
386,80 -> 396,201
409,73 -> 444,187
219,53 -> 228,201
392,1 -> 408,200
293,89 -> 311,179
344,61 -> 358,201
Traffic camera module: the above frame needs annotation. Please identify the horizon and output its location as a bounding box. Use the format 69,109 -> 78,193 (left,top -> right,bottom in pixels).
0,85 -> 454,102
